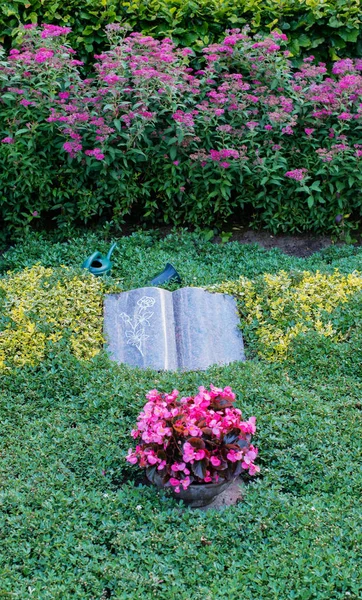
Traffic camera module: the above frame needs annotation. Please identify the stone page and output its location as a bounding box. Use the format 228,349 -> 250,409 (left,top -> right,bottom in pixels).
104,287 -> 178,370
172,287 -> 245,370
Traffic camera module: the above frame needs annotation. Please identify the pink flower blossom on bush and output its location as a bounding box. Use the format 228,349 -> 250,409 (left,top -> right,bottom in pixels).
285,168 -> 308,181
1,137 -> 14,144
41,24 -> 72,39
126,385 -> 260,492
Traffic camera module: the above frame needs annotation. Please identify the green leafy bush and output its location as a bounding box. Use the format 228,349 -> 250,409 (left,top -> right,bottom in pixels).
1,25 -> 362,238
1,0 -> 361,65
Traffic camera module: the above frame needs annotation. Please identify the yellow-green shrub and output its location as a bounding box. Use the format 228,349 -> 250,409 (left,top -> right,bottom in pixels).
0,265 -> 105,369
213,270 -> 362,361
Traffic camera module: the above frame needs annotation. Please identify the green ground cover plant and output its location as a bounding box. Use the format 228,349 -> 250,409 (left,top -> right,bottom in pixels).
0,231 -> 362,598
1,0 -> 361,64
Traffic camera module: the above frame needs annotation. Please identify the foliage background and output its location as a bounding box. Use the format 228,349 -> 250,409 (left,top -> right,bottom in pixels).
1,0 -> 361,64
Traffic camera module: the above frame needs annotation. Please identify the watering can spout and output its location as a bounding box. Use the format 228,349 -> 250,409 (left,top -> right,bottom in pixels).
106,242 -> 118,260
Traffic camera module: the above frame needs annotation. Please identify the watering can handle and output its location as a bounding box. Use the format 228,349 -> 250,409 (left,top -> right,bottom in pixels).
82,251 -> 102,269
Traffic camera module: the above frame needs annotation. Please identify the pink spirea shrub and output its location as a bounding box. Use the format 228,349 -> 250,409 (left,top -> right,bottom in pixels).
1,23 -> 362,233
126,385 -> 259,493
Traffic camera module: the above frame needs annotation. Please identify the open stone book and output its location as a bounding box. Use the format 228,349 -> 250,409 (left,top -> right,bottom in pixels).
104,287 -> 245,371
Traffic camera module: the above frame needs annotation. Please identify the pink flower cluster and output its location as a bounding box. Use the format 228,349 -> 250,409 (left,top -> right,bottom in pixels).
126,385 -> 260,493
85,148 -> 105,160
285,168 -> 308,181
40,24 -> 72,39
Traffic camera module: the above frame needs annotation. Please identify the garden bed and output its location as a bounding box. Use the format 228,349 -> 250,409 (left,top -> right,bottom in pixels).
0,231 -> 361,598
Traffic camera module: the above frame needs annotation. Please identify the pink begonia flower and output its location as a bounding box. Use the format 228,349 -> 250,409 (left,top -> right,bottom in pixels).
169,478 -> 181,493
181,476 -> 191,490
187,424 -> 202,436
171,462 -> 186,472
182,442 -> 196,462
210,456 -> 221,467
126,449 -> 138,464
242,447 -> 258,465
226,449 -> 243,462
146,452 -> 159,465
146,389 -> 161,401
239,416 -> 257,435
247,463 -> 260,476
194,449 -> 206,461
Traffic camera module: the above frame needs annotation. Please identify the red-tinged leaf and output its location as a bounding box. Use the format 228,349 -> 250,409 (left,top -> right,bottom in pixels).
231,461 -> 244,478
201,427 -> 213,436
236,438 -> 249,449
187,437 -> 206,449
210,397 -> 234,410
173,423 -> 185,435
146,465 -> 158,483
223,428 -> 240,444
191,459 -> 207,480
212,459 -> 228,471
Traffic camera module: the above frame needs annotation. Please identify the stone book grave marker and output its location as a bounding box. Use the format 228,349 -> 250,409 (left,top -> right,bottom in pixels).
104,287 -> 246,371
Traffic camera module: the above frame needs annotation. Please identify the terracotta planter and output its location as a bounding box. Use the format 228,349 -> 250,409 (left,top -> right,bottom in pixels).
152,473 -> 234,508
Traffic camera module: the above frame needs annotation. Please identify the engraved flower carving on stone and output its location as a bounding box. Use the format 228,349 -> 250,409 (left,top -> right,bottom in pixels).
119,296 -> 155,356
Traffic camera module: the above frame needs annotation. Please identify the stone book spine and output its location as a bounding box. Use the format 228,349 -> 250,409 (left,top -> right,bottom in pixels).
104,287 -> 245,371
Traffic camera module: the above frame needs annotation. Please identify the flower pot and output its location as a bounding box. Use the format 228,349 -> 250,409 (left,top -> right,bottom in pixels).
152,473 -> 234,508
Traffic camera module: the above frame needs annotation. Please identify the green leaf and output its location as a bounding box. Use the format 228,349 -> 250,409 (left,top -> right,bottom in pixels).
310,181 -> 321,192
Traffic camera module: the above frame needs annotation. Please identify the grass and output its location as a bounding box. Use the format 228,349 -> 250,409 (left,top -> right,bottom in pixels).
0,231 -> 362,599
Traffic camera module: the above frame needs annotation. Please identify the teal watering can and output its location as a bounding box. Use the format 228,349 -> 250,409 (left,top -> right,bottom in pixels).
82,242 -> 117,276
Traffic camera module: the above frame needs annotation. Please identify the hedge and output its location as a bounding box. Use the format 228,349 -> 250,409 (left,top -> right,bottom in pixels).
1,0 -> 362,64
